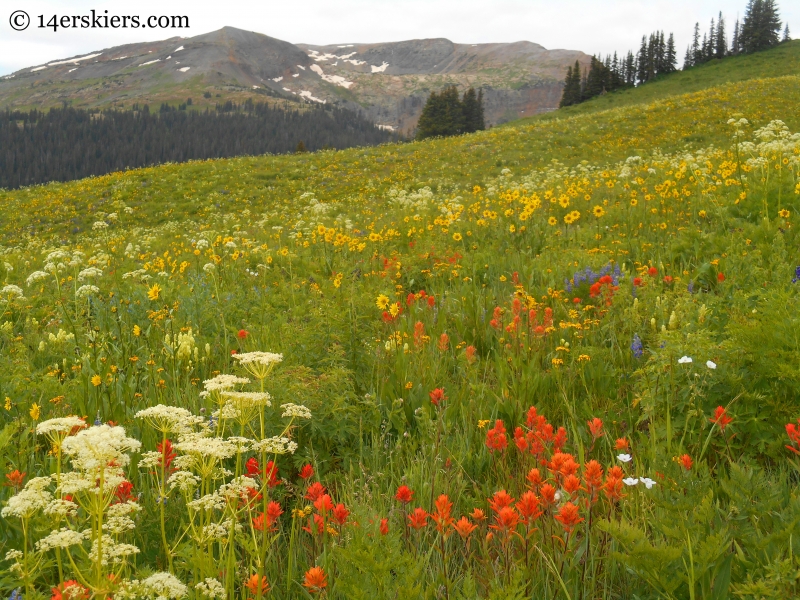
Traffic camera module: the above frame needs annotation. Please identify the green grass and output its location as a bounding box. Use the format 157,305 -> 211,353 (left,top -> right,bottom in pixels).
532,40 -> 800,121
0,42 -> 799,600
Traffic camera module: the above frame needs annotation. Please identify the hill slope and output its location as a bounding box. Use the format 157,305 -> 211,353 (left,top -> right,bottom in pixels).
0,27 -> 589,131
0,32 -> 799,600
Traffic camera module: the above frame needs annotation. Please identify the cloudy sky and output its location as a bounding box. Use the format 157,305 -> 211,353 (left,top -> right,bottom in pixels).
1,0 -> 797,76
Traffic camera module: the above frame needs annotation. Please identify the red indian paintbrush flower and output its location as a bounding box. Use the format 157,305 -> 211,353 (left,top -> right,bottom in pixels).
429,388 -> 446,406
583,460 -> 604,500
246,457 -> 260,477
395,485 -> 414,504
298,464 -> 314,479
485,420 -> 508,453
615,437 -> 630,451
489,506 -> 520,536
302,567 -> 327,594
157,439 -> 176,470
437,333 -> 449,352
314,494 -> 334,513
786,419 -> 800,455
488,490 -> 515,513
453,516 -> 478,539
244,574 -> 269,596
710,406 -> 733,432
332,503 -> 349,526
115,481 -> 134,503
526,468 -> 543,489
603,466 -> 625,502
540,484 -> 557,508
516,491 -> 542,525
554,502 -> 584,533
587,417 -> 604,440
237,329 -> 248,339
470,508 -> 486,522
5,469 -> 25,490
51,581 -> 89,600
431,494 -> 455,533
563,474 -> 581,495
408,507 -> 428,530
380,518 -> 389,535
305,482 -> 326,501
679,454 -> 693,471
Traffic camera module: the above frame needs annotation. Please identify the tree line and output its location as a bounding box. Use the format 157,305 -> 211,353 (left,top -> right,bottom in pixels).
685,0 -> 788,68
560,0 -> 790,108
0,102 -> 393,190
416,86 -> 485,140
560,31 -> 678,107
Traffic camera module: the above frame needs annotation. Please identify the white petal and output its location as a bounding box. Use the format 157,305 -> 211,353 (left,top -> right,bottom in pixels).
623,478 -> 639,486
617,453 -> 632,463
706,360 -> 716,369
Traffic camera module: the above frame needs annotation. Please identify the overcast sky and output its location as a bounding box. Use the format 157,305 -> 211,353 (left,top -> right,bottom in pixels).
1,0 -> 797,76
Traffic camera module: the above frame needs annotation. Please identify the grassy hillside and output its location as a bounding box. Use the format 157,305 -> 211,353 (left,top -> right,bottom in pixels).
546,39 -> 800,119
0,46 -> 799,600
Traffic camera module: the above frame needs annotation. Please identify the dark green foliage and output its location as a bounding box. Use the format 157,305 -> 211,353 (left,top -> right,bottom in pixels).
740,0 -> 783,53
561,29 -> 676,108
0,103 -> 393,189
461,88 -> 486,133
416,86 -> 484,140
559,61 -> 583,107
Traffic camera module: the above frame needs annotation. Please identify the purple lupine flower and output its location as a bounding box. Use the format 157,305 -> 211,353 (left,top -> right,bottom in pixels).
631,334 -> 643,358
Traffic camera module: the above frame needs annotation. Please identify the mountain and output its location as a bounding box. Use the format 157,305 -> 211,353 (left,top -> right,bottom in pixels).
0,27 -> 589,133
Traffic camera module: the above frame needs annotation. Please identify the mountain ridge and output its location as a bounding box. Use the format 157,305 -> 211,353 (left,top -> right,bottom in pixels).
0,26 -> 589,132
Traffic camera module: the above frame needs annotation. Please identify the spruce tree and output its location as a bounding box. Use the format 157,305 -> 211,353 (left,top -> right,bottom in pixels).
559,63 -> 582,107
416,91 -> 443,139
636,36 -> 648,84
461,88 -> 485,133
691,23 -> 702,66
665,34 -> 677,73
741,0 -> 782,53
715,12 -> 727,58
683,44 -> 694,69
783,24 -> 791,42
731,18 -> 741,54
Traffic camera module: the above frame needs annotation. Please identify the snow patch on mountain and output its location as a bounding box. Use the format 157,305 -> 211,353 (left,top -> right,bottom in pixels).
309,64 -> 353,89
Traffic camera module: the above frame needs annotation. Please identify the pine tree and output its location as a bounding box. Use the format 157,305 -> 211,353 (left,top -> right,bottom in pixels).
637,36 -> 648,84
584,56 -> 608,99
783,23 -> 791,42
731,18 -> 741,54
625,51 -> 636,85
716,12 -> 727,58
691,23 -> 702,66
461,87 -> 485,132
559,66 -> 574,107
683,44 -> 694,69
665,33 -> 677,73
741,0 -> 782,53
416,91 -> 443,139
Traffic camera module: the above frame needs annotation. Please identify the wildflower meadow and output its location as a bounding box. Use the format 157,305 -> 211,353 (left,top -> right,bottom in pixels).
1,48 -> 800,599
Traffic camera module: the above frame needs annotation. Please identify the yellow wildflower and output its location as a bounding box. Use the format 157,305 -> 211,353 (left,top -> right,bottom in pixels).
91,375 -> 102,387
30,403 -> 40,420
147,284 -> 161,301
376,294 -> 389,310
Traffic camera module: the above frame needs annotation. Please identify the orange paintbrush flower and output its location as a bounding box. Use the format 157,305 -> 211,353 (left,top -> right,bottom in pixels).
244,574 -> 270,596
453,516 -> 478,539
554,502 -> 584,533
302,567 -> 327,594
408,507 -> 428,530
516,491 -> 542,525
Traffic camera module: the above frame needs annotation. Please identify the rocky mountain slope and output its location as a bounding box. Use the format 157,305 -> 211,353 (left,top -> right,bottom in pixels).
0,27 -> 589,133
